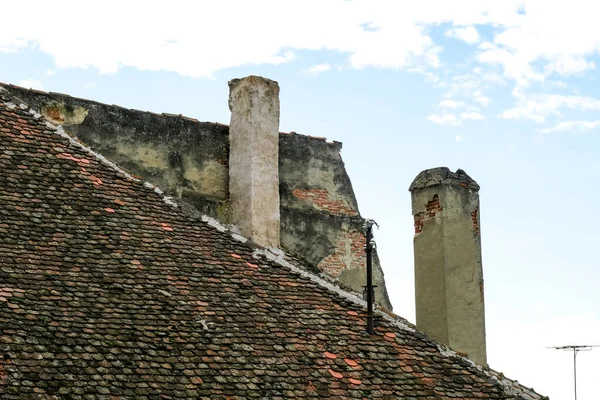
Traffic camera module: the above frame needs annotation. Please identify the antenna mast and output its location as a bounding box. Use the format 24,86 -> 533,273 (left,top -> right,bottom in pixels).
549,344 -> 599,400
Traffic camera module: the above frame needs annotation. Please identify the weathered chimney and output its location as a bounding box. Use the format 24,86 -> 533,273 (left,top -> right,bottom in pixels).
228,76 -> 280,248
409,167 -> 487,366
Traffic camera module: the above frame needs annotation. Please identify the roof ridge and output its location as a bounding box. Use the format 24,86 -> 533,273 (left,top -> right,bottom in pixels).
0,82 -> 341,145
1,88 -> 545,400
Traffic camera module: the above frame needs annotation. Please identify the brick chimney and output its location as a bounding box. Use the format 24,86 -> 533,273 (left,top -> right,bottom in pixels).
409,167 -> 487,366
228,76 -> 280,248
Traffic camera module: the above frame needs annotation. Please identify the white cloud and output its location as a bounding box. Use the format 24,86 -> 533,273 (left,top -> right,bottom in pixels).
0,37 -> 27,53
429,113 -> 460,126
502,93 -> 600,123
473,91 -> 492,106
446,26 -> 481,44
2,0 -> 600,128
18,79 -> 44,90
474,95 -> 491,106
429,108 -> 484,125
430,67 -> 500,120
454,135 -> 464,141
538,120 -> 600,133
543,80 -> 568,90
0,1 -> 596,82
0,0 -> 450,78
46,69 -> 56,76
434,69 -> 503,106
471,1 -> 600,88
545,56 -> 595,76
0,0 -> 584,83
439,99 -> 465,108
460,111 -> 484,120
304,63 -> 331,75
476,42 -> 545,87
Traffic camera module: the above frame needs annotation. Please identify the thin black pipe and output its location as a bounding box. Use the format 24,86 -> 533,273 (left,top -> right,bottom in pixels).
365,223 -> 374,335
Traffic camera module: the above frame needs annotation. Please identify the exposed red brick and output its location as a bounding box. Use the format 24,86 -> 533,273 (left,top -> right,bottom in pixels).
292,188 -> 358,216
318,229 -> 365,277
414,194 -> 442,235
471,207 -> 480,236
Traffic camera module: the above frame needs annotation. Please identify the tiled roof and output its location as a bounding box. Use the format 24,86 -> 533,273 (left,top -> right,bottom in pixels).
0,87 -> 546,399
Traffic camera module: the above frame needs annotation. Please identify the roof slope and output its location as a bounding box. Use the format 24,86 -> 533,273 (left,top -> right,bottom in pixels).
0,88 -> 546,399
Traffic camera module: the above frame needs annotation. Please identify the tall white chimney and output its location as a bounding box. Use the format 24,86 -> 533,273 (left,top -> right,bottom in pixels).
228,76 -> 281,248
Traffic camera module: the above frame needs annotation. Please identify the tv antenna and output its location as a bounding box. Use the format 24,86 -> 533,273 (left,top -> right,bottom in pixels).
548,344 -> 599,400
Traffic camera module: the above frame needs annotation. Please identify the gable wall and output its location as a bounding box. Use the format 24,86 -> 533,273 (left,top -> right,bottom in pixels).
2,85 -> 392,309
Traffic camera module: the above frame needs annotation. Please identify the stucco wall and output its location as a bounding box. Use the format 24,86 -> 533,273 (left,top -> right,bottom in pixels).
279,133 -> 391,309
2,84 -> 392,310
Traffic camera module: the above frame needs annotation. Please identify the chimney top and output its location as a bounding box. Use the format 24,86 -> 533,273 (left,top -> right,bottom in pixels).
228,76 -> 280,112
409,167 -> 479,192
228,75 -> 279,88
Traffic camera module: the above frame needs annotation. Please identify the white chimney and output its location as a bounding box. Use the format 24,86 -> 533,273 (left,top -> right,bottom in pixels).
228,76 -> 281,248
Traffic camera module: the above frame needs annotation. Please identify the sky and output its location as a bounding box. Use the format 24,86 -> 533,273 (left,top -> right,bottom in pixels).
1,0 -> 599,398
